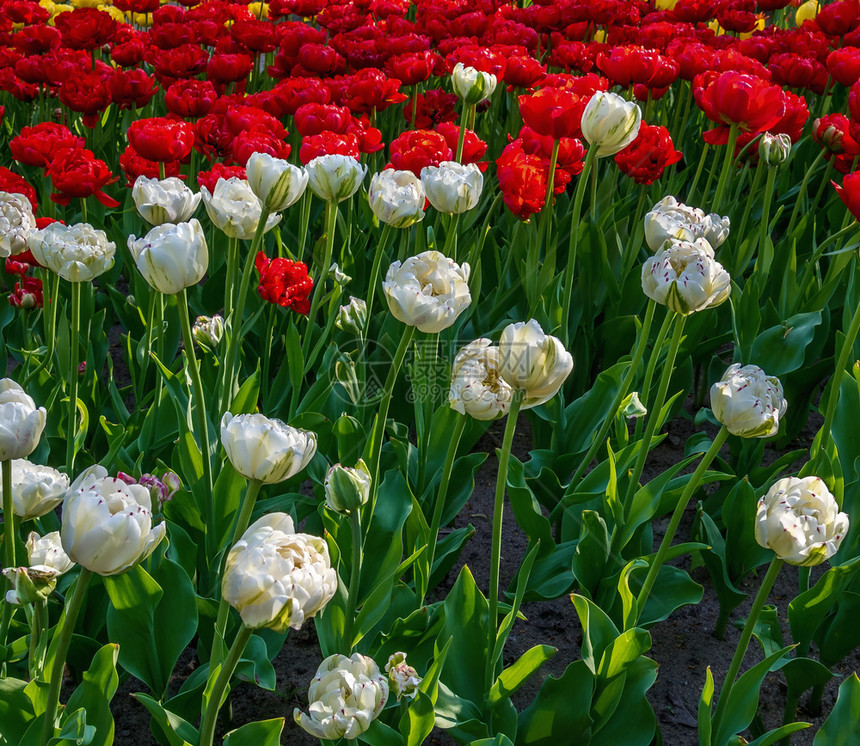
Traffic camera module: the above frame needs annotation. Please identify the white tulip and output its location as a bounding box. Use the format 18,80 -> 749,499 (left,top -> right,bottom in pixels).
368,170 -> 425,228
448,339 -> 513,420
200,177 -> 281,240
222,513 -> 336,631
755,476 -> 849,566
643,196 -> 730,252
294,653 -> 389,740
336,297 -> 367,335
0,380 -> 47,461
710,363 -> 787,438
324,460 -> 371,514
220,412 -> 317,484
132,176 -> 201,226
641,238 -> 731,315
581,91 -> 642,158
386,652 -> 421,701
306,154 -> 367,203
192,314 -> 224,350
246,153 -> 308,212
28,222 -> 115,282
127,218 -> 209,295
60,475 -> 167,576
0,191 -> 36,258
382,250 -> 471,333
498,320 -> 573,407
9,459 -> 69,520
451,62 -> 497,104
27,531 -> 74,576
421,162 -> 483,214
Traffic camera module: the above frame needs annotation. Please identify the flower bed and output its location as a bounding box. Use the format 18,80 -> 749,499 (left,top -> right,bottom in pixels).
2,0 -> 860,744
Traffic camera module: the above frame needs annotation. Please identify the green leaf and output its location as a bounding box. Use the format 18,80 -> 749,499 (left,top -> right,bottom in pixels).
572,511 -> 610,600
105,559 -> 198,698
0,677 -> 35,745
517,659 -> 594,745
64,644 -> 119,746
223,718 -> 285,746
699,667 -> 714,746
570,594 -> 619,675
399,690 -> 435,746
814,673 -> 860,745
488,645 -> 557,707
750,311 -> 823,376
596,628 -> 651,681
713,645 -> 795,745
743,722 -> 811,746
132,694 -> 197,746
49,707 -> 95,746
788,556 -> 860,652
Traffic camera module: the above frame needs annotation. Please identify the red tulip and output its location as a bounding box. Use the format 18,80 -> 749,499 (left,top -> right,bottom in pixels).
519,86 -> 588,141
47,148 -> 119,208
0,167 -> 38,213
256,252 -> 313,315
694,71 -> 786,145
388,129 -> 452,176
165,79 -> 218,119
614,124 -> 683,185
10,123 -> 84,170
834,171 -> 860,222
128,117 -> 195,163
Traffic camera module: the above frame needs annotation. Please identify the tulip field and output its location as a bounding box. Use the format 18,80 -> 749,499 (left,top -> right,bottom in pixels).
7,0 -> 860,743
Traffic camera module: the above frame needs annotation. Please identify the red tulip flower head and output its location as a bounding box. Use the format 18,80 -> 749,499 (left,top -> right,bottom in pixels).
10,123 -> 85,170
694,71 -> 786,145
256,252 -> 313,314
519,86 -> 588,140
128,118 -> 195,163
47,148 -> 119,207
614,124 -> 683,185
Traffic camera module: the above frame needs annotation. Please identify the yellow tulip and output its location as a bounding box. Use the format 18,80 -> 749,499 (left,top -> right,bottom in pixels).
796,0 -> 819,25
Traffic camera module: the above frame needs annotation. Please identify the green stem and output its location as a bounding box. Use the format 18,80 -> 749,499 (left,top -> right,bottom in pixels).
296,189 -> 312,261
66,282 -> 81,473
416,332 -> 439,494
301,201 -> 337,365
735,160 -> 764,250
634,308 -> 674,439
811,294 -> 860,468
442,212 -> 460,259
222,210 -> 270,410
224,238 -> 238,320
177,290 -> 215,543
633,426 -> 729,625
455,104 -> 474,163
615,315 -> 686,549
560,147 -> 598,345
535,138 -> 561,300
753,165 -> 779,285
0,459 -> 14,652
364,223 -> 393,336
422,414 -> 466,605
686,144 -> 711,204
363,325 -> 416,503
23,272 -> 58,388
29,598 -> 46,681
198,626 -> 254,746
711,558 -> 784,735
562,300 -> 656,510
211,479 -> 263,670
712,124 -> 739,215
485,389 -> 525,694
786,149 -> 826,237
41,569 -> 92,746
341,509 -> 362,653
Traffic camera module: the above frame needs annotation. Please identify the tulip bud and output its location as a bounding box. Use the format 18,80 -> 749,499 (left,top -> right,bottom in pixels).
386,652 -> 421,701
710,363 -> 787,438
27,531 -> 75,576
498,320 -> 573,408
200,177 -> 282,240
451,63 -> 497,104
420,162 -> 483,214
368,170 -> 426,228
324,460 -> 371,513
294,653 -> 389,740
128,219 -> 209,295
383,251 -> 471,333
8,459 -> 69,520
132,176 -> 201,226
61,474 -> 167,576
306,154 -> 367,203
3,566 -> 58,605
220,412 -> 317,484
246,153 -> 308,212
222,513 -> 337,631
336,297 -> 367,335
0,381 -> 47,461
755,476 -> 849,565
643,196 -> 730,252
0,191 -> 35,258
449,339 -> 513,421
621,392 -> 647,419
192,314 -> 224,350
640,238 -> 731,315
581,91 -> 642,158
759,133 -> 792,166
330,262 -> 351,285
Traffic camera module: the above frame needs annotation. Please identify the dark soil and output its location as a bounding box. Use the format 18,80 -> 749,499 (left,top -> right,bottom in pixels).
106,395 -> 858,746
